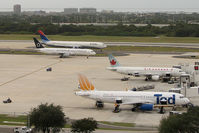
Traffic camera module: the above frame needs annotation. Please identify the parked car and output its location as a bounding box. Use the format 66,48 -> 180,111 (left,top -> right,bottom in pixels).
14,126 -> 32,133
169,111 -> 183,116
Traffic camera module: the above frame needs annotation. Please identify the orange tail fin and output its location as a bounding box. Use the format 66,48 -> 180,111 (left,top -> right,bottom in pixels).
78,74 -> 95,91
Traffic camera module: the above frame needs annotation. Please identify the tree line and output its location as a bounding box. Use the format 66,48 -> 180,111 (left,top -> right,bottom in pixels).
29,103 -> 199,133
1,22 -> 199,37
1,13 -> 199,24
159,106 -> 199,133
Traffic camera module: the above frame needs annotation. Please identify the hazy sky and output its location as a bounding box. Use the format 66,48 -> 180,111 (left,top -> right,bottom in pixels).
1,0 -> 199,12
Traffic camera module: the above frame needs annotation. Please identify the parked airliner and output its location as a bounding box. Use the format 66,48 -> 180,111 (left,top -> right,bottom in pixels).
38,30 -> 106,49
107,55 -> 185,81
33,38 -> 96,58
75,74 -> 190,113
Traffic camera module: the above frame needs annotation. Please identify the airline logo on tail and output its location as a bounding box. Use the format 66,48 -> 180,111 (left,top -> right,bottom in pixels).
78,74 -> 95,91
108,54 -> 120,67
38,30 -> 49,42
33,37 -> 44,48
110,59 -> 116,65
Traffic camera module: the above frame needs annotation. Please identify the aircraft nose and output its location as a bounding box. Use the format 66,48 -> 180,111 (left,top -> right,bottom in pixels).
184,98 -> 190,104
102,43 -> 107,48
91,51 -> 96,55
75,92 -> 79,96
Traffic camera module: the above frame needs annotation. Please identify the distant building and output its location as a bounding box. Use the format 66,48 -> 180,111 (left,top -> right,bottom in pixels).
79,8 -> 97,14
22,10 -> 46,16
0,12 -> 13,16
48,12 -> 64,16
13,4 -> 21,15
101,10 -> 114,14
64,8 -> 78,14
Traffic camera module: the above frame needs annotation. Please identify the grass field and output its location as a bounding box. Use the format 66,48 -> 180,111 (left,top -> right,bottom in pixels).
0,114 -> 26,126
0,114 -> 137,131
100,121 -> 135,127
1,34 -> 199,43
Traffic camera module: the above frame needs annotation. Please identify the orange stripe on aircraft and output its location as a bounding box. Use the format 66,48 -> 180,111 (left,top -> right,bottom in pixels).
79,78 -> 85,90
78,74 -> 95,91
83,75 -> 95,90
79,75 -> 89,90
78,75 -> 86,90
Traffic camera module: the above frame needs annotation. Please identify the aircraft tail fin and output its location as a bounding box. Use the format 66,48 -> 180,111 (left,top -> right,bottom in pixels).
78,74 -> 95,91
108,54 -> 120,67
38,30 -> 50,42
33,37 -> 44,48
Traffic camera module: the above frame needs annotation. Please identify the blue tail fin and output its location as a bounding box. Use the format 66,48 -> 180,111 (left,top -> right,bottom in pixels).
108,54 -> 120,67
38,30 -> 49,42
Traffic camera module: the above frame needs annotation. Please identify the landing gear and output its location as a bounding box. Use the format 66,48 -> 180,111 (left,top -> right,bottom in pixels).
131,104 -> 139,112
131,107 -> 136,111
113,104 -> 121,113
158,107 -> 165,114
172,106 -> 176,111
60,54 -> 64,58
145,76 -> 151,81
162,77 -> 171,82
95,101 -> 104,109
186,103 -> 194,108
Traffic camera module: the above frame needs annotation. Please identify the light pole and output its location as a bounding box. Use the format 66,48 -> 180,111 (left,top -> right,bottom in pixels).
23,112 -> 30,128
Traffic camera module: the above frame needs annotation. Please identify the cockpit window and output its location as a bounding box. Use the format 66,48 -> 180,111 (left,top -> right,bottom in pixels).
180,96 -> 184,98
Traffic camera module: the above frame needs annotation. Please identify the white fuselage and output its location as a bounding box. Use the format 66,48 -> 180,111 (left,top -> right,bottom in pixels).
107,66 -> 184,77
43,40 -> 106,49
37,47 -> 96,56
76,91 -> 190,106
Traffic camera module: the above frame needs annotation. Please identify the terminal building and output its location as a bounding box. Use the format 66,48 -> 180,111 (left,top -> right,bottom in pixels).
79,8 -> 97,14
13,4 -> 21,15
64,8 -> 78,14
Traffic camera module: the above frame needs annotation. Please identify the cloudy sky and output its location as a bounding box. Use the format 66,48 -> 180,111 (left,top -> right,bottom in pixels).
1,0 -> 199,12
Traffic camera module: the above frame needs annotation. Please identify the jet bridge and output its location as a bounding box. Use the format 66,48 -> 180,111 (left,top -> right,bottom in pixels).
175,62 -> 199,86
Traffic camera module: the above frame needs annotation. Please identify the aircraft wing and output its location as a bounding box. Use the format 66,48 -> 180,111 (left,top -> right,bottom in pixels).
122,99 -> 154,105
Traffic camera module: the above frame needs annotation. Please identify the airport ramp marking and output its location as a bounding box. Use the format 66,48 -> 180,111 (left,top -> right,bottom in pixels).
0,60 -> 63,87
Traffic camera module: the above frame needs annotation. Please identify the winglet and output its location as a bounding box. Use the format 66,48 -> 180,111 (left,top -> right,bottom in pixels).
38,30 -> 49,42
78,74 -> 95,91
108,54 -> 120,67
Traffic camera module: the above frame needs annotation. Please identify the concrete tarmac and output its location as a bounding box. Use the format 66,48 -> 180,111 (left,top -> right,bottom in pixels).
0,53 -> 198,127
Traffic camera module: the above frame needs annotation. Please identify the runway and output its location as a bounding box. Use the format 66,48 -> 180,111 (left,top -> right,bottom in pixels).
106,42 -> 199,48
0,40 -> 199,49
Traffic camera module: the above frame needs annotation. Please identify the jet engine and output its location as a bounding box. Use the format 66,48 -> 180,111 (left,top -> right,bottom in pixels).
115,98 -> 122,104
60,53 -> 70,58
139,104 -> 153,111
152,75 -> 160,81
96,101 -> 104,108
